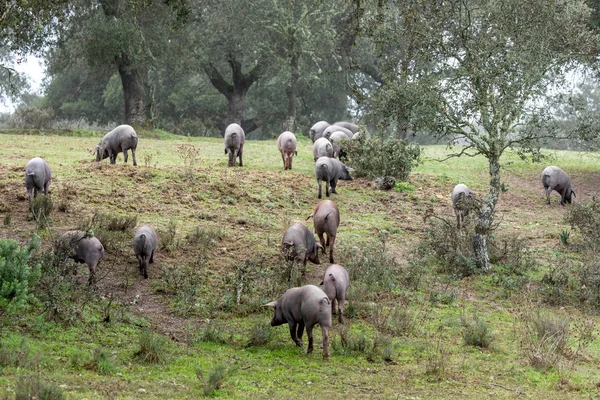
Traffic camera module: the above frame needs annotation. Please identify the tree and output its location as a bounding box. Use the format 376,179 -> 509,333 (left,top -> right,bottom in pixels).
363,0 -> 598,271
433,0 -> 597,271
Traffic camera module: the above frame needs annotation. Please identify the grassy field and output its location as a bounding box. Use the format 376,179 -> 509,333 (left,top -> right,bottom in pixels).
0,129 -> 599,399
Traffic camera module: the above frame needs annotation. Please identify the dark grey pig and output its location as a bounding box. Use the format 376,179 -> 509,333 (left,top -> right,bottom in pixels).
224,123 -> 246,167
452,184 -> 473,229
277,131 -> 297,170
320,264 -> 349,324
312,138 -> 333,161
24,157 -> 52,201
314,157 -> 353,199
264,284 -> 332,360
307,200 -> 340,263
328,131 -> 350,159
282,223 -> 322,281
57,230 -> 105,285
541,166 -> 575,206
309,121 -> 330,143
133,225 -> 157,279
333,121 -> 359,133
322,125 -> 354,140
95,124 -> 138,165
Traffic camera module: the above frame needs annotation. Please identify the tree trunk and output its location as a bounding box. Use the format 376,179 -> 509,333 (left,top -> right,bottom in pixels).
285,51 -> 299,132
472,154 -> 501,272
117,53 -> 147,127
228,88 -> 245,125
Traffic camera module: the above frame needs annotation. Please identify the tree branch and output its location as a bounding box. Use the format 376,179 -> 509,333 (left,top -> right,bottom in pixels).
204,62 -> 233,99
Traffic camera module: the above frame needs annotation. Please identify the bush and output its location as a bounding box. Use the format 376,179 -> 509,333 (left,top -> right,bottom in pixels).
0,235 -> 41,314
520,310 -> 570,370
88,211 -> 137,232
156,262 -> 206,317
461,313 -> 494,348
135,330 -> 167,364
185,226 -> 222,255
565,196 -> 600,251
159,221 -> 179,253
343,135 -> 420,180
7,105 -> 54,129
30,195 -> 53,229
196,363 -> 229,396
14,374 -> 65,400
246,320 -> 272,347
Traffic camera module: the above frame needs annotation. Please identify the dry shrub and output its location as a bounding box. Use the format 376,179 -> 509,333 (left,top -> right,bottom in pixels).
565,196 -> 600,251
520,310 -> 570,370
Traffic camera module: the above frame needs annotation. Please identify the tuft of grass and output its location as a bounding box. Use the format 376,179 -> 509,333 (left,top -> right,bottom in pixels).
559,229 -> 570,246
134,330 -> 168,364
15,374 -> 65,400
185,226 -> 222,255
84,347 -> 115,375
196,363 -> 229,396
90,211 -> 137,232
30,194 -> 53,229
3,213 -> 11,225
461,313 -> 494,348
245,320 -> 272,347
521,310 -> 570,370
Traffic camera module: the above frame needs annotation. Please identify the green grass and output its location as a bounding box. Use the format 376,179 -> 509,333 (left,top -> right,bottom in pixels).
0,130 -> 600,398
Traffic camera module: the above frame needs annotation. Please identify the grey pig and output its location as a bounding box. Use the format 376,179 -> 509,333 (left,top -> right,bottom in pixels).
282,223 -> 323,282
307,200 -> 340,263
57,230 -> 105,285
309,121 -> 330,143
314,156 -> 353,199
95,124 -> 138,165
541,166 -> 575,206
264,284 -> 332,360
320,264 -> 349,324
24,157 -> 52,201
452,184 -> 473,229
333,121 -> 359,133
328,131 -> 350,159
312,138 -> 333,161
277,131 -> 297,170
322,125 -> 354,141
133,225 -> 157,279
224,123 -> 246,167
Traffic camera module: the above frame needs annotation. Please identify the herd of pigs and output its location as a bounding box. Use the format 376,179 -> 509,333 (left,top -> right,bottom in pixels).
19,121 -> 577,360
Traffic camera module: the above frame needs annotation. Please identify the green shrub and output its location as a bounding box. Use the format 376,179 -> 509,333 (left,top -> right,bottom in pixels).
84,347 -> 115,375
89,211 -> 137,232
135,330 -> 167,364
159,221 -> 179,253
246,320 -> 272,347
565,196 -> 600,251
30,195 -> 53,229
185,226 -> 222,255
461,313 -> 494,348
343,135 -> 420,180
0,235 -> 41,314
14,374 -> 65,400
196,363 -> 229,396
521,310 -> 570,370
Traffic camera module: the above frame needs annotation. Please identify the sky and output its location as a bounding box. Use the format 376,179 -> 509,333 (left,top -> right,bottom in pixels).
0,55 -> 45,112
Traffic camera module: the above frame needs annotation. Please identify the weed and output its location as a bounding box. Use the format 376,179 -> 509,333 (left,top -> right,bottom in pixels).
185,226 -> 222,255
196,363 -> 230,396
461,313 -> 494,348
176,143 -> 201,180
89,211 -> 137,232
135,330 -> 167,364
565,196 -> 600,251
196,324 -> 230,345
14,374 -> 65,400
559,230 -> 571,246
520,310 -> 570,370
0,339 -> 31,370
69,351 -> 86,369
370,304 -> 419,337
84,347 -> 115,375
425,334 -> 449,377
159,221 -> 179,253
394,181 -> 415,193
246,320 -> 272,347
156,262 -> 206,317
3,213 -> 10,225
30,194 -> 53,229
143,151 -> 159,168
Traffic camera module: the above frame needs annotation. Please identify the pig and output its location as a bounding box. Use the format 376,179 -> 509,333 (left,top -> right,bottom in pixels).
541,166 -> 575,206
95,124 -> 138,165
333,121 -> 359,133
224,123 -> 246,167
320,264 -> 350,324
133,225 -> 157,279
309,121 -> 330,143
24,157 -> 52,201
282,223 -> 322,282
328,131 -> 350,159
452,184 -> 473,229
264,284 -> 332,360
312,138 -> 333,161
57,230 -> 105,285
314,157 -> 353,199
277,131 -> 298,170
307,200 -> 340,263
322,125 -> 354,141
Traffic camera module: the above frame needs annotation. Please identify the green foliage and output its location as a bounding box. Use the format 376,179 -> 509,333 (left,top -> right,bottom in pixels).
14,374 -> 65,400
84,347 -> 115,375
135,330 -> 167,364
7,105 -> 54,129
30,194 -> 53,229
0,339 -> 31,370
565,196 -> 600,251
0,235 -> 41,314
370,304 -> 419,337
196,363 -> 229,396
156,262 -> 206,317
88,211 -> 137,232
159,221 -> 179,253
344,135 -> 421,180
461,313 -> 494,348
245,320 -> 272,347
559,229 -> 571,246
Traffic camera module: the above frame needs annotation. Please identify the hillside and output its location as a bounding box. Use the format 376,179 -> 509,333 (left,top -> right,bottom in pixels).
0,131 -> 599,399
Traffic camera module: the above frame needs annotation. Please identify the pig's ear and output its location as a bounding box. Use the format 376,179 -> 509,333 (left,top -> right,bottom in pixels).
319,281 -> 324,286
263,301 -> 277,308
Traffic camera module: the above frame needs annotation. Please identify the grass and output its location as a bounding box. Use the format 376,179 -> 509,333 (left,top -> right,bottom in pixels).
0,129 -> 599,398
